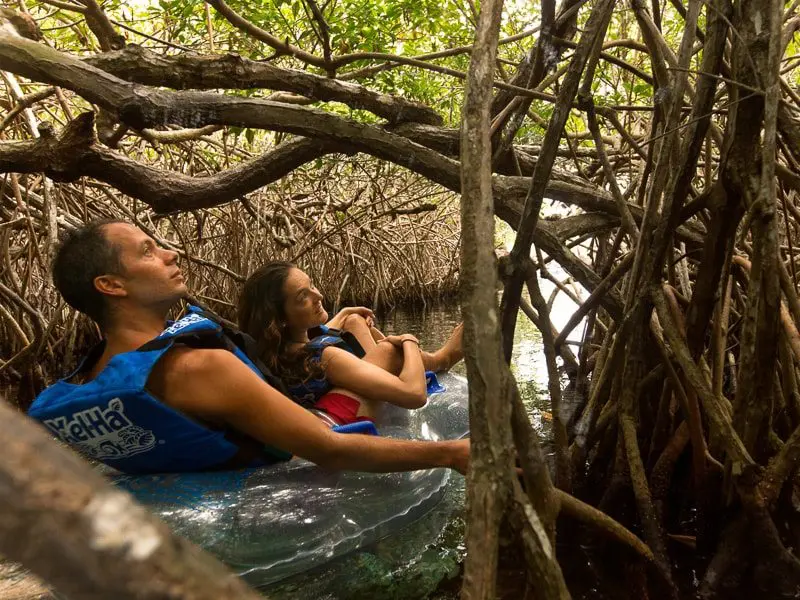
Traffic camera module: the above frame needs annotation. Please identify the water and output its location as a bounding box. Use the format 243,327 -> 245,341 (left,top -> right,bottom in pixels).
264,303 -> 562,600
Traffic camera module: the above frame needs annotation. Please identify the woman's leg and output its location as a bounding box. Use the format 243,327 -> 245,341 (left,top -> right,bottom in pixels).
341,314 -> 381,352
353,320 -> 464,373
422,323 -> 464,371
362,340 -> 405,375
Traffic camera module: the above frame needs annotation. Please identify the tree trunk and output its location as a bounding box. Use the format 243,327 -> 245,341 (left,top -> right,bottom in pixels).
0,398 -> 262,600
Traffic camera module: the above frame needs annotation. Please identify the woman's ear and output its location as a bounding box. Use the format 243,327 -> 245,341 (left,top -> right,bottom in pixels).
94,274 -> 127,298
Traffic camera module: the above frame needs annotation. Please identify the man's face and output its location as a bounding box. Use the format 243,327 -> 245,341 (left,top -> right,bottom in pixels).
98,223 -> 187,308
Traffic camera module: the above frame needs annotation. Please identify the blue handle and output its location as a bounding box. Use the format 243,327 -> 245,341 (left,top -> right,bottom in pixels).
332,421 -> 379,436
426,371 -> 446,395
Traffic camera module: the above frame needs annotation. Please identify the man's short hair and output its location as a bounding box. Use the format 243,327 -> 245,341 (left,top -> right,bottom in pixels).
52,219 -> 126,327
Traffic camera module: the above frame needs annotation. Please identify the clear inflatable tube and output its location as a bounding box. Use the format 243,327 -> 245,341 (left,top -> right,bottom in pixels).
111,372 -> 469,587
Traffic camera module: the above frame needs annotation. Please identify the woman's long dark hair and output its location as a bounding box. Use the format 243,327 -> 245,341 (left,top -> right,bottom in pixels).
238,261 -> 322,388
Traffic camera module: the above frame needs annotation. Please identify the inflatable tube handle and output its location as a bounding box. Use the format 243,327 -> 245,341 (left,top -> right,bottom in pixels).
332,421 -> 379,436
426,371 -> 446,395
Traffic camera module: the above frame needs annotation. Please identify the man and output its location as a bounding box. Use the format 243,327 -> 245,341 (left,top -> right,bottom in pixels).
28,220 -> 469,475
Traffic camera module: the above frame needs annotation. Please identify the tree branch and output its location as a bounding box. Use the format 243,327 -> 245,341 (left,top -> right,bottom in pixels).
0,397 -> 261,599
651,286 -> 754,467
554,252 -> 634,348
340,25 -> 541,81
75,0 -> 125,51
556,488 -> 656,564
0,112 -> 342,213
459,0 -> 518,594
207,0 -> 327,68
85,45 -> 442,125
303,0 -> 332,70
500,0 -> 616,361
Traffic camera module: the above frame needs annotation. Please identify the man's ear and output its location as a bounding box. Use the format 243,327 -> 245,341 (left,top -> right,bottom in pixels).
94,274 -> 127,298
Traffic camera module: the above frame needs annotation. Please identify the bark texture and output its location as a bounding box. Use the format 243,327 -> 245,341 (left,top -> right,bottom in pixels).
0,399 -> 262,600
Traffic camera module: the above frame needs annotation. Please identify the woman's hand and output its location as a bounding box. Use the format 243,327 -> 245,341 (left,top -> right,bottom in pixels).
378,334 -> 420,348
326,306 -> 375,329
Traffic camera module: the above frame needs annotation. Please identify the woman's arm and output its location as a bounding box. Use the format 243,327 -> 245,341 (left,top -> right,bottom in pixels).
321,339 -> 427,408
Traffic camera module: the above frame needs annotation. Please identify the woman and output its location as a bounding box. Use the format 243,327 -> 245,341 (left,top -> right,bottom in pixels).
238,261 -> 463,425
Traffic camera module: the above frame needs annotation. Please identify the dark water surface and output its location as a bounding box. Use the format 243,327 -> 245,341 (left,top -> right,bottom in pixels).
263,305 -> 551,600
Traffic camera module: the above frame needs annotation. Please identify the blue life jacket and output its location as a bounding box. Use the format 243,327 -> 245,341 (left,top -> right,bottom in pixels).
286,324 -> 364,406
28,306 -> 291,474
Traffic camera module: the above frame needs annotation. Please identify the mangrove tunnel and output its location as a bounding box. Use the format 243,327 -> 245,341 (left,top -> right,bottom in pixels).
0,0 -> 799,598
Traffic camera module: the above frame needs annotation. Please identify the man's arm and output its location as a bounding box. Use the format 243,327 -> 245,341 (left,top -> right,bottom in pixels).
147,347 -> 469,474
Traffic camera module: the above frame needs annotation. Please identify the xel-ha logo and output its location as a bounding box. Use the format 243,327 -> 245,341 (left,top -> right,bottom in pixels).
44,398 -> 157,460
161,313 -> 208,336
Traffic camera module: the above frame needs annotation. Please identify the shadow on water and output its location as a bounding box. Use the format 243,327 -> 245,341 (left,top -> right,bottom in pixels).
263,304 -> 551,600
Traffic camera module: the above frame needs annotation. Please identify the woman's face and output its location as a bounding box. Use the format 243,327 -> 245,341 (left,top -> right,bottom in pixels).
282,268 -> 328,330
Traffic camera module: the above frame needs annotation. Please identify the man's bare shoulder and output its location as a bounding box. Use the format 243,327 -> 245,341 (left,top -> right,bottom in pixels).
156,345 -> 241,376
148,346 -> 251,417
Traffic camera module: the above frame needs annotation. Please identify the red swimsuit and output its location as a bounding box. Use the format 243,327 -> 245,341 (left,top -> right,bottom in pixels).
315,392 -> 373,425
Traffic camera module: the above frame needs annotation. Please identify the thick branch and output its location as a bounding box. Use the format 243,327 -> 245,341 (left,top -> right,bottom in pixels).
459,0 -> 519,596
557,488 -> 656,564
0,35 -> 704,256
0,112 -> 340,213
652,287 -> 754,467
0,398 -> 261,599
85,45 -> 442,125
